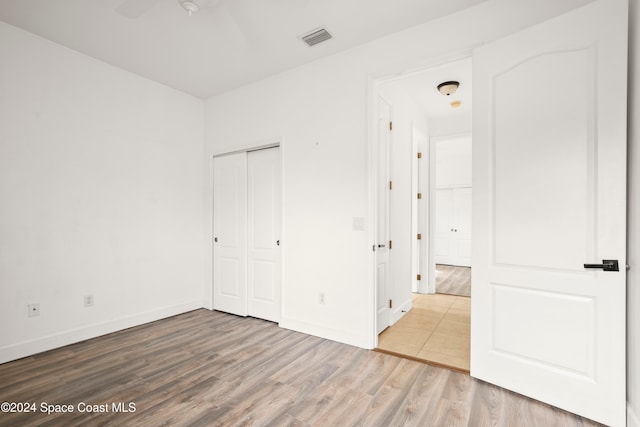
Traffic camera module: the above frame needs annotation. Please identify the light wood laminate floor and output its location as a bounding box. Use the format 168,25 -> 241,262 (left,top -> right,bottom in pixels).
377,293 -> 470,372
0,309 -> 602,426
436,264 -> 471,297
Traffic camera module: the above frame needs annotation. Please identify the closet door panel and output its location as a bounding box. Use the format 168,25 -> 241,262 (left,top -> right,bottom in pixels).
213,153 -> 248,316
247,147 -> 282,322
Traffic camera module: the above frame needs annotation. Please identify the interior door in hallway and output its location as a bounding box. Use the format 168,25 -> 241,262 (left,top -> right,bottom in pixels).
247,147 -> 282,323
435,187 -> 471,267
471,0 -> 627,425
376,97 -> 392,334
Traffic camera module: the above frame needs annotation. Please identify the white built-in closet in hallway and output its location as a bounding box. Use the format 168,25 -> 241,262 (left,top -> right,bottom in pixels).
433,134 -> 471,267
213,146 -> 282,322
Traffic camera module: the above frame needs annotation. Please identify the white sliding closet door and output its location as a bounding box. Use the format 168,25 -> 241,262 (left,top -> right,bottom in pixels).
213,153 -> 248,316
213,147 -> 282,322
247,148 -> 282,322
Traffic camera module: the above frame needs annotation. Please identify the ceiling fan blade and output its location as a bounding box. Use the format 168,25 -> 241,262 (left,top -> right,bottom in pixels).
216,1 -> 261,51
115,0 -> 162,19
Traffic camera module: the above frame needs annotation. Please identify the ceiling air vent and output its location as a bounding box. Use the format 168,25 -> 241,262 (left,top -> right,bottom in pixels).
301,28 -> 332,47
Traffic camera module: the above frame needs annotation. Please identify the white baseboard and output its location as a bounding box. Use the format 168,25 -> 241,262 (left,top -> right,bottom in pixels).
0,300 -> 203,364
391,297 -> 412,325
630,402 -> 640,427
279,316 -> 372,349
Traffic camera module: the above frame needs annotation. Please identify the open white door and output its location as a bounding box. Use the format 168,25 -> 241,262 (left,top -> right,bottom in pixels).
213,153 -> 248,316
376,97 -> 392,334
471,1 -> 627,425
247,147 -> 282,323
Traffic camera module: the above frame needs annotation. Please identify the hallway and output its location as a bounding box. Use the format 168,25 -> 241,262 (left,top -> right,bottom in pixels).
376,293 -> 470,372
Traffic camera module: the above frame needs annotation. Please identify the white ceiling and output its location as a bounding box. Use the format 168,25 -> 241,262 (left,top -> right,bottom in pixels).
0,0 -> 485,99
381,57 -> 472,120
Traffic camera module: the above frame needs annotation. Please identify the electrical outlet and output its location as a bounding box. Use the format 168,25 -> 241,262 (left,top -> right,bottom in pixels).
319,292 -> 325,305
27,303 -> 40,317
84,295 -> 94,307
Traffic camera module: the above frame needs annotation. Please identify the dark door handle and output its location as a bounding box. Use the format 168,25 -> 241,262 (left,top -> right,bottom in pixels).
378,244 -> 386,248
214,237 -> 218,243
276,240 -> 280,246
584,259 -> 619,272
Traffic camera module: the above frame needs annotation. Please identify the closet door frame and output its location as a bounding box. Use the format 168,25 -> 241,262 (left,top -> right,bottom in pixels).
212,142 -> 282,321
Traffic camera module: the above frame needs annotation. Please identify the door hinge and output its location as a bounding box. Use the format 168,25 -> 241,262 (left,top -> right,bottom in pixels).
389,180 -> 393,190
389,299 -> 393,309
417,233 -> 422,240
389,240 -> 393,250
417,193 -> 422,199
389,121 -> 393,131
417,152 -> 422,159
417,274 -> 421,281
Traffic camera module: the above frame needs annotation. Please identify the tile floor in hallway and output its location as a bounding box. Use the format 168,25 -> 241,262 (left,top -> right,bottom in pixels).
376,293 -> 470,372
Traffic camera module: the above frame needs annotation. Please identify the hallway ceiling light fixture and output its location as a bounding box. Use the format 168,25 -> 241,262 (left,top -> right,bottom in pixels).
450,100 -> 462,108
437,81 -> 460,96
179,0 -> 199,16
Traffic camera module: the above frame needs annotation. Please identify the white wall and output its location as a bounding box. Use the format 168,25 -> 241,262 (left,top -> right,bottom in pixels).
378,84 -> 429,319
627,1 -> 640,425
204,63 -> 371,345
0,23 -> 205,363
428,112 -> 472,138
203,0 -> 595,348
434,135 -> 472,188
0,0 -> 634,421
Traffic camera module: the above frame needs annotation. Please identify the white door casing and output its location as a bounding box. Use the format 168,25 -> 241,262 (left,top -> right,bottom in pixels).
415,128 -> 429,294
376,97 -> 392,334
411,126 -> 419,294
213,153 -> 248,316
247,147 -> 282,323
471,1 -> 627,426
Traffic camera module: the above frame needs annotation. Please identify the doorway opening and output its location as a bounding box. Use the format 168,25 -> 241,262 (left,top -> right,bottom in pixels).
372,57 -> 472,372
432,133 -> 472,298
